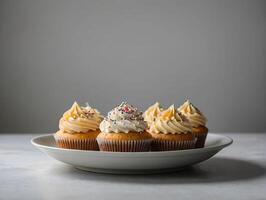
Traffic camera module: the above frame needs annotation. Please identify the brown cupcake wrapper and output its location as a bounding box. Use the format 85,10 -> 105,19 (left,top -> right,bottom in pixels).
151,139 -> 196,151
96,138 -> 153,152
193,133 -> 207,148
54,134 -> 99,150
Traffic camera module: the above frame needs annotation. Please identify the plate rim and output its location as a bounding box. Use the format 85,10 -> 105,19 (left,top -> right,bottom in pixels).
31,133 -> 233,157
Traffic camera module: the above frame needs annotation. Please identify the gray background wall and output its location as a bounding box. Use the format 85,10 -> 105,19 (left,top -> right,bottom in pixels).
0,0 -> 265,133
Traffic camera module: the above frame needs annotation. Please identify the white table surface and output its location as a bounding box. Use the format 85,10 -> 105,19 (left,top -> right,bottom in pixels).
0,133 -> 266,200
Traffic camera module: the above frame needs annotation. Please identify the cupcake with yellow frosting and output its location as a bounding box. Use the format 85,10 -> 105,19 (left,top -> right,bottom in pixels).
97,102 -> 152,152
178,100 -> 208,148
149,105 -> 195,151
143,102 -> 163,127
54,102 -> 103,150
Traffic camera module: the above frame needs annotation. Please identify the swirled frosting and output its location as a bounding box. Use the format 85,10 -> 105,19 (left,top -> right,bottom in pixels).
149,105 -> 191,134
59,102 -> 103,133
99,102 -> 147,133
143,102 -> 163,127
178,100 -> 207,127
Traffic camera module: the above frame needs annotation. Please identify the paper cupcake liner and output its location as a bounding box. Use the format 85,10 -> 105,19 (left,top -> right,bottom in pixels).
96,138 -> 153,152
151,139 -> 196,151
193,133 -> 207,148
54,135 -> 99,150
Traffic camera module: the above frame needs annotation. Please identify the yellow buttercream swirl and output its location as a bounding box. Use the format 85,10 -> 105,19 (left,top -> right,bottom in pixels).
143,102 -> 163,126
149,105 -> 191,134
178,100 -> 207,127
59,102 -> 103,133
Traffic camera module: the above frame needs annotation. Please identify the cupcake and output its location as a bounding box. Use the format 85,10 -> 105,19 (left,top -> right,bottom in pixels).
54,102 -> 103,150
97,102 -> 152,152
178,100 -> 208,148
143,102 -> 163,127
148,105 -> 195,151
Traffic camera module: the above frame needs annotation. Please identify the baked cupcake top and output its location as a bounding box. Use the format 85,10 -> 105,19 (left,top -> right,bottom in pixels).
149,105 -> 191,134
99,102 -> 147,133
143,102 -> 163,126
178,100 -> 207,128
59,102 -> 103,133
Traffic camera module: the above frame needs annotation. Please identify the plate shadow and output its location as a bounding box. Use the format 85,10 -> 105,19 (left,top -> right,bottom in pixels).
49,157 -> 265,184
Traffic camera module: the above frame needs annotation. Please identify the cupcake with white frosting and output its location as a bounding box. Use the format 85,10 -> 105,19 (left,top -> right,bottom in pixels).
178,100 -> 208,148
54,102 -> 103,150
149,105 -> 196,151
97,102 -> 152,152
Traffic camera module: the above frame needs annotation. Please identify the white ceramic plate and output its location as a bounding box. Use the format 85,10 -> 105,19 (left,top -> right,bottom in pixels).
31,133 -> 232,174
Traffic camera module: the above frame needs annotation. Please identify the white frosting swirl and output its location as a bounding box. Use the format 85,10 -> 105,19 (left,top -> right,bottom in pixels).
178,100 -> 207,127
149,105 -> 191,134
143,102 -> 163,127
99,102 -> 147,133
